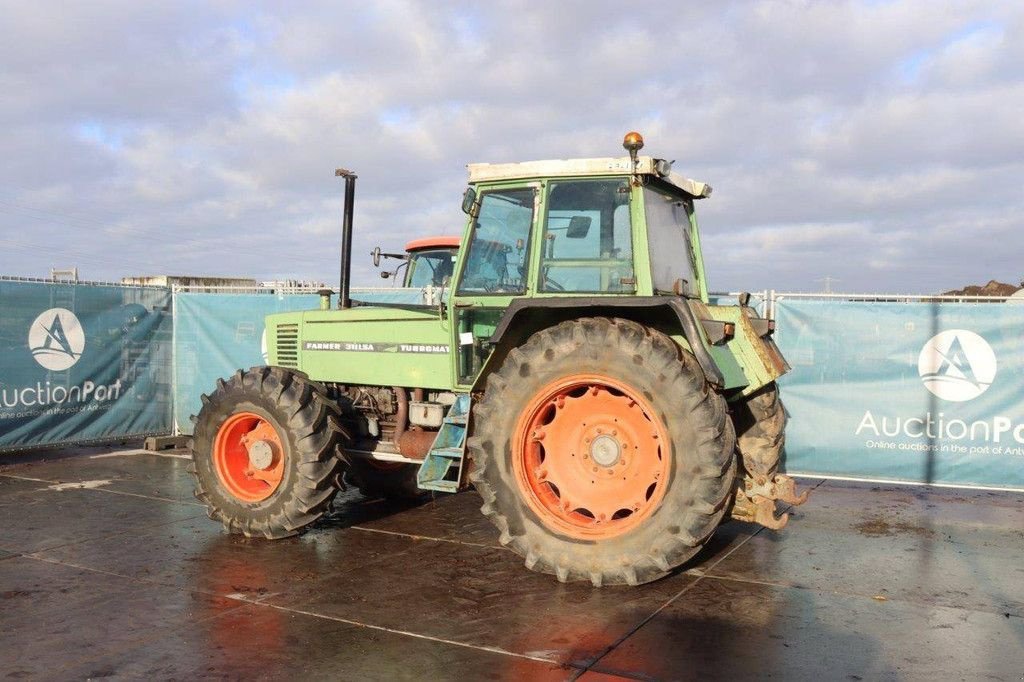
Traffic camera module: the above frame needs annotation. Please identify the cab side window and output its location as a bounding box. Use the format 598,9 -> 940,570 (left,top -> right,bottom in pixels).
457,188 -> 535,295
539,180 -> 634,293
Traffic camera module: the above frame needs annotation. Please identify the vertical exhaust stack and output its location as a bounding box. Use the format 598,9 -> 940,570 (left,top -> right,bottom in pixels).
335,168 -> 357,309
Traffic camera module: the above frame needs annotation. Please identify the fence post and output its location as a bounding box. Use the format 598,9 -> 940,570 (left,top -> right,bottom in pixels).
171,284 -> 179,437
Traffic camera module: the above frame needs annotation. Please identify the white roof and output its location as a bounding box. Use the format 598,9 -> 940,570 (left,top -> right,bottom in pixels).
466,156 -> 712,198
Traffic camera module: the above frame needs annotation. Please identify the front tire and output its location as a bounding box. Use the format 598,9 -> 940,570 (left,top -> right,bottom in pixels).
188,367 -> 345,539
468,318 -> 736,586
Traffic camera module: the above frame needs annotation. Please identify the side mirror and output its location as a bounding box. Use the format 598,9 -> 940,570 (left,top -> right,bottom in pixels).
566,216 -> 591,238
371,246 -> 382,268
461,188 -> 478,216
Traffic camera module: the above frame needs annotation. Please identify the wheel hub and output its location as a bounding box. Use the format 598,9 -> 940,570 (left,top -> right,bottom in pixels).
213,412 -> 286,503
247,439 -> 276,470
589,434 -> 621,467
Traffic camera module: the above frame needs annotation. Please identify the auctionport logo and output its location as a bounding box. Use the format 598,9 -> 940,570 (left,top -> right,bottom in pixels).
2,307 -> 122,416
28,308 -> 85,371
917,330 -> 996,402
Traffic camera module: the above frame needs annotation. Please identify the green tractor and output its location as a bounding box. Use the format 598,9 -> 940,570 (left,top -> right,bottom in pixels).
189,132 -> 807,586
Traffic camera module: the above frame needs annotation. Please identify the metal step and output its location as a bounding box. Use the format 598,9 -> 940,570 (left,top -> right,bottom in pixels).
429,447 -> 464,459
417,393 -> 470,493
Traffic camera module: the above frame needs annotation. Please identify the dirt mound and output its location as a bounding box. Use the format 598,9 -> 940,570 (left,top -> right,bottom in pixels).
942,280 -> 1020,297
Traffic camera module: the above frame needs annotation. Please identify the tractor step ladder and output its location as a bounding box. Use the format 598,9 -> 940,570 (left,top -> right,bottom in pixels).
417,393 -> 471,493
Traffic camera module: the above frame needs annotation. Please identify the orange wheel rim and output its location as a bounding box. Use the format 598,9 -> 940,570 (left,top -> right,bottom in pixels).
512,374 -> 671,540
213,411 -> 285,503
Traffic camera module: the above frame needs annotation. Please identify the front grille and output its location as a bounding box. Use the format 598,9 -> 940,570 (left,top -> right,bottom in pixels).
275,323 -> 299,367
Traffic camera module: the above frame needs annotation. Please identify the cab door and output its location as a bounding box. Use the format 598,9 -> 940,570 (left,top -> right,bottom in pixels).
448,184 -> 540,388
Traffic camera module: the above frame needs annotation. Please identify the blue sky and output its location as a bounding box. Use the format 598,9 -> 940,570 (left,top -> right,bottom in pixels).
0,1 -> 1021,292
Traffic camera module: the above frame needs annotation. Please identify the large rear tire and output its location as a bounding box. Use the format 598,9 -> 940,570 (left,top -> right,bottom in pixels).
468,317 -> 736,586
188,367 -> 345,539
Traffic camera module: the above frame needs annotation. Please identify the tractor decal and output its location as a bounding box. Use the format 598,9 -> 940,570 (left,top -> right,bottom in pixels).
302,341 -> 450,354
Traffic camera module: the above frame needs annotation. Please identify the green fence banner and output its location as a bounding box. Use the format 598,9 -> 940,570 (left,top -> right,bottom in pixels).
172,292 -> 320,434
774,298 -> 1024,490
0,280 -> 172,451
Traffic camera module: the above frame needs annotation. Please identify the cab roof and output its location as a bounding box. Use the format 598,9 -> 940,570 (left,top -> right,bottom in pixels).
466,155 -> 712,199
404,235 -> 461,253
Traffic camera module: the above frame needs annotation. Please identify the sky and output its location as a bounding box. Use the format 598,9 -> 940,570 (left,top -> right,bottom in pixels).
0,1 -> 1021,294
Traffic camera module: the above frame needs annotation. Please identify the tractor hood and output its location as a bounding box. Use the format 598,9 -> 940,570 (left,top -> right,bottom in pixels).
264,306 -> 454,390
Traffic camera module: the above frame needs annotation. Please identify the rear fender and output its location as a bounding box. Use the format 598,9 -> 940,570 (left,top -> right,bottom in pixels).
475,297 -> 727,392
698,302 -> 790,399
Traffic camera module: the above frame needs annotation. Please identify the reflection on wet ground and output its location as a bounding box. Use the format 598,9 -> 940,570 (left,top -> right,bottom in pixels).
1,446 -> 1022,680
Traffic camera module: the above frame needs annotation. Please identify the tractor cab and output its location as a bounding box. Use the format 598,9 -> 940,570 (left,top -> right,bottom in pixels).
403,236 -> 460,288
446,137 -> 731,388
360,236 -> 461,306
371,236 -> 461,288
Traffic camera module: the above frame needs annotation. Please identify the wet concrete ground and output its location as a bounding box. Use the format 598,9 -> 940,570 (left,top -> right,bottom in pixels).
1,444 -> 1022,681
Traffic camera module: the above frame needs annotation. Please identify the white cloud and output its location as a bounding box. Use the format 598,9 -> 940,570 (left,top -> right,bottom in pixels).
0,1 -> 1021,292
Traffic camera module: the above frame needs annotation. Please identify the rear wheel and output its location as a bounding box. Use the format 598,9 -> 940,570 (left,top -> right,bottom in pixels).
188,367 -> 346,539
345,458 -> 424,500
468,317 -> 736,586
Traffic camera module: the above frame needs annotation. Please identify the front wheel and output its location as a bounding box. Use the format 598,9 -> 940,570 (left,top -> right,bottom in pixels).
468,317 -> 736,586
188,367 -> 345,539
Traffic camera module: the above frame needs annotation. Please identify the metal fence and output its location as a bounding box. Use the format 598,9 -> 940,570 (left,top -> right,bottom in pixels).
4,278 -> 1023,492
772,293 -> 1024,491
0,278 -> 173,452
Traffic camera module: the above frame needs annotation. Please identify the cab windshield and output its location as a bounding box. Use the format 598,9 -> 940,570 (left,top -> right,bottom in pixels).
406,249 -> 457,288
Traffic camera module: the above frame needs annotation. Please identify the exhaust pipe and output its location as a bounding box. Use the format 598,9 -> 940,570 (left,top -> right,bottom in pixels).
335,168 -> 357,309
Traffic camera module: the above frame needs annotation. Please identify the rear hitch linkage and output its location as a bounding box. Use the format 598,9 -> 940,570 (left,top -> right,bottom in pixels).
731,473 -> 809,530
